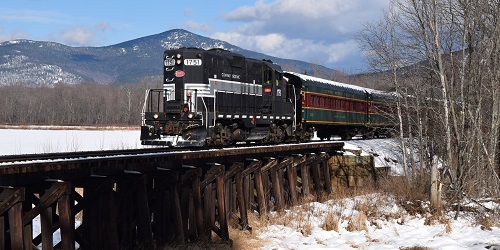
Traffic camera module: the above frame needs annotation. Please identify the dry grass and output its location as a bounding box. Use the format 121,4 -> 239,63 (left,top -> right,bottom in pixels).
476,213 -> 496,231
378,174 -> 434,216
399,246 -> 432,250
263,186 -> 390,238
323,210 -> 339,232
424,211 -> 449,227
160,241 -> 231,250
346,211 -> 368,232
229,211 -> 268,250
267,202 -> 317,236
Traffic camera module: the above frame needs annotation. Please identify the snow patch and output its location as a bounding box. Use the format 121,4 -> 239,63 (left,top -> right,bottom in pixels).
257,194 -> 500,249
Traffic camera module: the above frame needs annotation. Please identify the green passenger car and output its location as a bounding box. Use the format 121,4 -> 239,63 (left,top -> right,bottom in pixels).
284,72 -> 395,140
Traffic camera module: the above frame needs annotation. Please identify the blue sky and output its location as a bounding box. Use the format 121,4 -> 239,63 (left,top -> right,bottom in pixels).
0,0 -> 390,72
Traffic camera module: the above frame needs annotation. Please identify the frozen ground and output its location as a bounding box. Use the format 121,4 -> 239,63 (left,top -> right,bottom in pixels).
2,126 -> 499,249
257,194 -> 500,250
0,125 -> 142,155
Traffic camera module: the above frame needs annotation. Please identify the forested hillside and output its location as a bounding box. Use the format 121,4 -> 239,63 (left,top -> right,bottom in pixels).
0,81 -> 157,125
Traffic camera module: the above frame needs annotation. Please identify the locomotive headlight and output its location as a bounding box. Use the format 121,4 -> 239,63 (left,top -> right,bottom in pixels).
187,113 -> 194,119
176,59 -> 182,65
176,53 -> 182,59
153,113 -> 159,119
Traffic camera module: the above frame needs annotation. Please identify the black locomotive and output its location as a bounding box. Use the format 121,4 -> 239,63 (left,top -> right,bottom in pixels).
140,47 -> 394,147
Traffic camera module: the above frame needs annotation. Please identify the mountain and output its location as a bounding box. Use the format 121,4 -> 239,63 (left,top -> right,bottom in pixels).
0,29 -> 335,85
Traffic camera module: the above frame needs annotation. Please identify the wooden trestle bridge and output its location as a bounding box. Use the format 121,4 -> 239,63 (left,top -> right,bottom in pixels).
0,141 -> 343,249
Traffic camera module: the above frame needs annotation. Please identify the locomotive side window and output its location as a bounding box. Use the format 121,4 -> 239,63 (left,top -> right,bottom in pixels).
251,62 -> 262,85
285,84 -> 294,102
264,69 -> 273,84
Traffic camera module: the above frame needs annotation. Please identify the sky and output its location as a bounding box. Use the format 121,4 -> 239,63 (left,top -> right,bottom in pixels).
0,0 -> 390,72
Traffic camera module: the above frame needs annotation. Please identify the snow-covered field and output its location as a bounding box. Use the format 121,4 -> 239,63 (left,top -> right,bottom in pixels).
255,194 -> 500,250
1,126 -> 499,249
0,126 -> 142,155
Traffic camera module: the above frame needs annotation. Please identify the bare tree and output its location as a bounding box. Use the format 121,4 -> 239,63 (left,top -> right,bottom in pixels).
359,4 -> 411,177
359,0 -> 500,212
0,81 -> 154,126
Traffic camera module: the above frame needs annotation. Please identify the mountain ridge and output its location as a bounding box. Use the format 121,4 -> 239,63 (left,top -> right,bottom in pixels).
0,29 -> 336,85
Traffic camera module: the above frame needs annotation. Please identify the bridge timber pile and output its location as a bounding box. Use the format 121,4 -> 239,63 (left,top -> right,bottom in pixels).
0,142 -> 343,249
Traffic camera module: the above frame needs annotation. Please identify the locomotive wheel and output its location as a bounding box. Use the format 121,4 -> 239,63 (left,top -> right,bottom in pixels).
295,127 -> 313,142
219,126 -> 233,145
212,123 -> 233,146
266,123 -> 287,144
276,125 -> 286,143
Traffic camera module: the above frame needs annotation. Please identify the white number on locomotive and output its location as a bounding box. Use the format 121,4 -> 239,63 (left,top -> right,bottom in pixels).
164,59 -> 175,66
184,59 -> 202,66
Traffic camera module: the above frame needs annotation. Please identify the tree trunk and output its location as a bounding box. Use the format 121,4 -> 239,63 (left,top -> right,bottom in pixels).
430,158 -> 441,210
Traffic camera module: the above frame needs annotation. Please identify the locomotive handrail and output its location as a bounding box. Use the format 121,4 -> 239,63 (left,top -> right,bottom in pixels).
141,89 -> 151,126
199,93 -> 210,130
292,86 -> 297,131
141,89 -> 164,126
213,89 -> 218,127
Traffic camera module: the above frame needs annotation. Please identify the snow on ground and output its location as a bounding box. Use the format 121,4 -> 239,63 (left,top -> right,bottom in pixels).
257,194 -> 500,250
0,126 -> 142,155
2,126 -> 499,249
344,139 -> 406,175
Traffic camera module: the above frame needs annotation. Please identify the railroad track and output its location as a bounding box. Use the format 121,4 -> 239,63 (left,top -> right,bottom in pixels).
0,147 -> 182,164
0,140 -> 343,164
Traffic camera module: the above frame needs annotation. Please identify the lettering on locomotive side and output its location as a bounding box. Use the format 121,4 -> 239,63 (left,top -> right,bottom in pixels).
221,73 -> 241,80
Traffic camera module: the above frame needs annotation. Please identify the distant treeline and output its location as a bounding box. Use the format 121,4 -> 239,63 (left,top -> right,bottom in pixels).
0,82 -> 158,126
